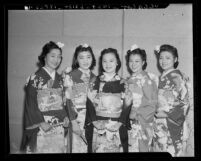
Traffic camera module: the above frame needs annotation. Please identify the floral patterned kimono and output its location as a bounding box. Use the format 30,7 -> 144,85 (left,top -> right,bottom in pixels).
20,67 -> 76,153
152,69 -> 191,156
85,73 -> 131,153
127,71 -> 158,152
63,68 -> 96,153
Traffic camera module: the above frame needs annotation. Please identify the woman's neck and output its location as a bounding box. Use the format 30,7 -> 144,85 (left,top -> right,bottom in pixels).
78,67 -> 90,74
43,66 -> 55,74
162,68 -> 175,77
131,69 -> 143,76
103,71 -> 116,77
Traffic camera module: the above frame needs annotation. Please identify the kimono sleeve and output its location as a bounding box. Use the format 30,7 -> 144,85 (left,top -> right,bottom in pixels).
85,97 -> 97,126
118,102 -> 132,129
167,104 -> 185,126
24,76 -> 44,129
137,78 -> 158,123
64,99 -> 78,121
118,81 -> 132,128
167,72 -> 188,126
84,77 -> 99,126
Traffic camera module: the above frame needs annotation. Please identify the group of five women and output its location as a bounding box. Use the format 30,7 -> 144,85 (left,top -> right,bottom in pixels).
20,41 -> 191,157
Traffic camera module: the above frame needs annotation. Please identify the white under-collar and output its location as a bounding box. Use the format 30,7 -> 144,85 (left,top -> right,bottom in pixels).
43,67 -> 56,80
103,72 -> 116,81
78,68 -> 90,76
161,68 -> 175,78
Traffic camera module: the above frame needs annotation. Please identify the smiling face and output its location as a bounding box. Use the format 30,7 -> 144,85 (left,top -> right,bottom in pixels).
159,51 -> 177,72
77,51 -> 92,71
128,54 -> 144,74
102,53 -> 117,74
44,48 -> 62,72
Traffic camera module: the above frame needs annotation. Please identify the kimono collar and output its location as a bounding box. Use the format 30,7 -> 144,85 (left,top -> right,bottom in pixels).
43,67 -> 56,80
102,72 -> 116,81
161,68 -> 176,78
78,68 -> 90,76
131,70 -> 144,79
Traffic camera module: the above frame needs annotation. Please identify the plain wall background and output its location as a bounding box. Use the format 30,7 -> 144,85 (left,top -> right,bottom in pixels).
8,4 -> 194,155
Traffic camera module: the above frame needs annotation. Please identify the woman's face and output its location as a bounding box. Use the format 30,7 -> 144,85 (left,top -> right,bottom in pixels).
102,53 -> 117,74
77,51 -> 92,70
128,54 -> 144,74
159,51 -> 177,72
45,48 -> 62,71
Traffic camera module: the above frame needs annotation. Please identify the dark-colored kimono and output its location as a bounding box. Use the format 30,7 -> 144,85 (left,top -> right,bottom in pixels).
84,73 -> 131,153
153,69 -> 190,156
20,67 -> 76,153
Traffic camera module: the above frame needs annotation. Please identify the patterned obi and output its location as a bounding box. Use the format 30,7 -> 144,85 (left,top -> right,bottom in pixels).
72,83 -> 88,109
95,93 -> 123,118
37,88 -> 63,112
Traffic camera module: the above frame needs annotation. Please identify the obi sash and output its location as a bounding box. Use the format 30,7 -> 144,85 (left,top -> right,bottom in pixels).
95,93 -> 123,118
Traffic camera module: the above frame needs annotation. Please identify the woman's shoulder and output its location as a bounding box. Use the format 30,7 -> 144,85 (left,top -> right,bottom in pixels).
168,69 -> 183,79
69,69 -> 82,82
69,69 -> 81,77
27,68 -> 42,81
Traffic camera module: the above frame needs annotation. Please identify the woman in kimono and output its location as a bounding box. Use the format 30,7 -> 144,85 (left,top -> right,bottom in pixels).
85,48 -> 131,153
125,45 -> 158,152
62,44 -> 96,153
20,41 -> 76,153
153,44 -> 191,156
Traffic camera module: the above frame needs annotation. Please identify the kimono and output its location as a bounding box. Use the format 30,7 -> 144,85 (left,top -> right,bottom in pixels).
85,73 -> 131,153
152,69 -> 190,156
63,68 -> 96,153
127,71 -> 158,152
20,67 -> 76,153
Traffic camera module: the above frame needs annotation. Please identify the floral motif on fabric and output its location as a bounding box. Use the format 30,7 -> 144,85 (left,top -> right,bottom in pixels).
37,88 -> 63,112
153,70 -> 191,156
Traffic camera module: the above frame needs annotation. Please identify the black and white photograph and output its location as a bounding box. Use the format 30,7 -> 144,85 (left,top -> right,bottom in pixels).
5,2 -> 195,158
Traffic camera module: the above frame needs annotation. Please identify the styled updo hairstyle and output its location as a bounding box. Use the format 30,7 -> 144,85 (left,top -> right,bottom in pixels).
71,44 -> 96,70
126,47 -> 147,74
158,44 -> 179,68
99,48 -> 121,75
38,41 -> 62,67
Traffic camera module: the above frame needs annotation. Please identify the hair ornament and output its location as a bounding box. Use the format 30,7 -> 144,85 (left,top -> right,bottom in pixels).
82,43 -> 89,48
57,42 -> 65,48
130,44 -> 139,51
155,45 -> 160,53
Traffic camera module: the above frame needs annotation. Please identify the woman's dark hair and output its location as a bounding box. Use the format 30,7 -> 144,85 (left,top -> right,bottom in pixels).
99,48 -> 121,75
71,45 -> 96,70
157,44 -> 179,68
38,41 -> 62,67
125,48 -> 147,74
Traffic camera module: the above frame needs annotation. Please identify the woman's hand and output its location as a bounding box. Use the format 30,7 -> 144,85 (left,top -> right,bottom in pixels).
71,120 -> 82,136
63,117 -> 69,128
40,122 -> 52,132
